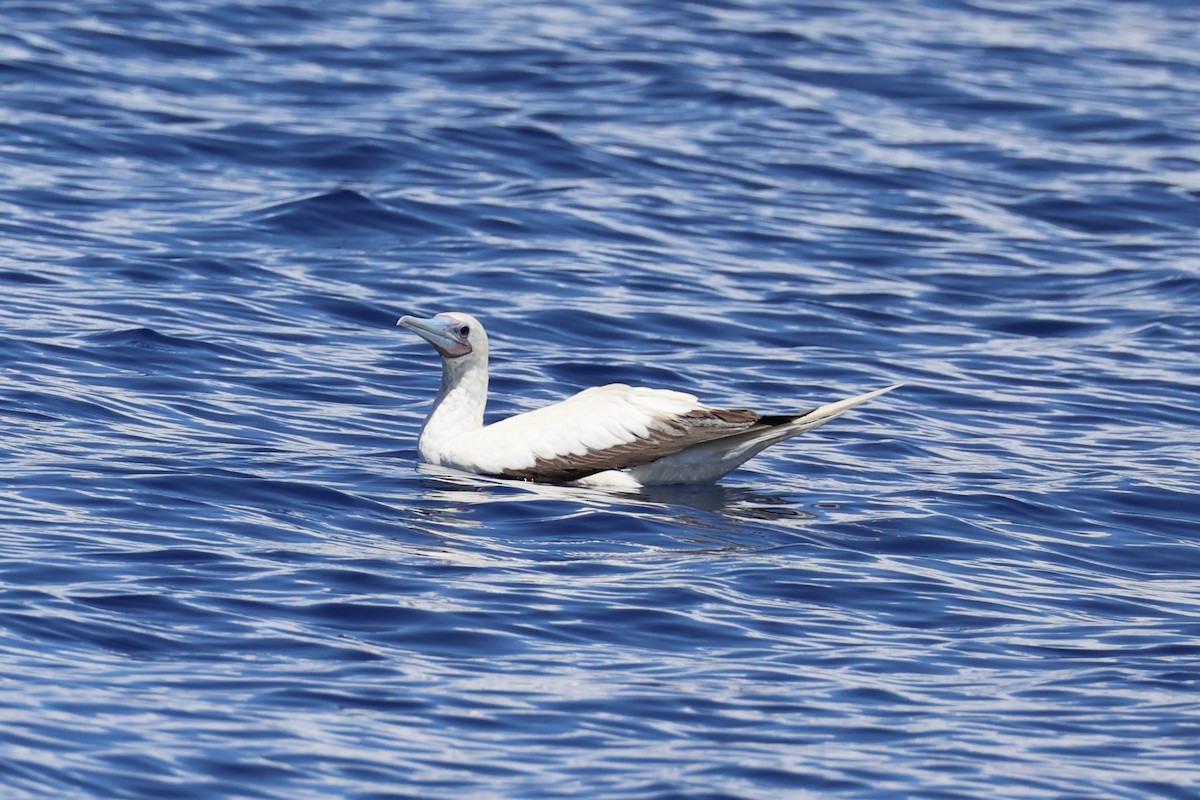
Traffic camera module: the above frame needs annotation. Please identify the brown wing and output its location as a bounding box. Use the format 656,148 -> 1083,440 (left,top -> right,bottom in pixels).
500,407 -> 773,483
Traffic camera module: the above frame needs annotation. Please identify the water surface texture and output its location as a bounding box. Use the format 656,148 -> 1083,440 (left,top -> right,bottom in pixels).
2,1 -> 1199,798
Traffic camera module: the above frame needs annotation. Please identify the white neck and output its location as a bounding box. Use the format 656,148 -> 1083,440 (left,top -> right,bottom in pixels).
417,350 -> 489,464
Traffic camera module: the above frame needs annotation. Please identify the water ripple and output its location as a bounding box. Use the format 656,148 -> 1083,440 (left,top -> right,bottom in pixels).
2,0 -> 1199,798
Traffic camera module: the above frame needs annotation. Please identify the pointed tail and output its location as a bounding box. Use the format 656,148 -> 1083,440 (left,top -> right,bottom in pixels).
777,382 -> 903,438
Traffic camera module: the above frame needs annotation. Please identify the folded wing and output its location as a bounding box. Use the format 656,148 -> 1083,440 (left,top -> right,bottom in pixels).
445,384 -> 782,482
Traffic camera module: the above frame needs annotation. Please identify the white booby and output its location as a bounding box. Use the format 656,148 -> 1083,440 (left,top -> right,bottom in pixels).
398,312 -> 899,489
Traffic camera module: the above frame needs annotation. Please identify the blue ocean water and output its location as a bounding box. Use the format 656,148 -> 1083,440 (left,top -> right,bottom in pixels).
2,0 -> 1199,797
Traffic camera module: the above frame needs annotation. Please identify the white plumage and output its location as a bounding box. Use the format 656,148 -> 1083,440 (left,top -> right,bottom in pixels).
399,312 -> 898,488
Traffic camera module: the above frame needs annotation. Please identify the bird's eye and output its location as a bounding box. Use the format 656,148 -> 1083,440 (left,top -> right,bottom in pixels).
458,325 -> 470,337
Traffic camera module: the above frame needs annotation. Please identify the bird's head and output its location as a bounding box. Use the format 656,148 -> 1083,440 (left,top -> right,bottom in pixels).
397,312 -> 487,360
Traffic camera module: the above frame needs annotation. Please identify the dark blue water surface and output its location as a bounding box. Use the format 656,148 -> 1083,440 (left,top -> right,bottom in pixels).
3,1 -> 1199,798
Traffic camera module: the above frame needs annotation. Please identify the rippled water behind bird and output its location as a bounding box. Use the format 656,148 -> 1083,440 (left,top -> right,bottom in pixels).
2,1 -> 1198,798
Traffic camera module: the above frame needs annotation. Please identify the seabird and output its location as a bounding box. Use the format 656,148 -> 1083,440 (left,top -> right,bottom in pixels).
398,312 -> 899,489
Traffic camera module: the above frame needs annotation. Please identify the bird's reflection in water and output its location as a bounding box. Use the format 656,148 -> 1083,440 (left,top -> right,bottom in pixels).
406,464 -> 819,554
638,483 -> 817,522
